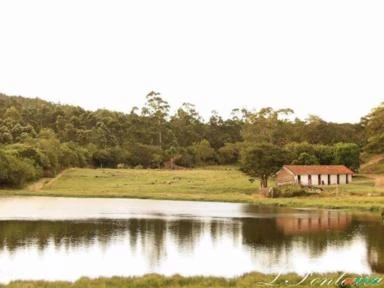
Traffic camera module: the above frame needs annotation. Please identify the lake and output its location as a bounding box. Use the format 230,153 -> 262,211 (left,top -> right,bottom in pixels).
0,196 -> 383,283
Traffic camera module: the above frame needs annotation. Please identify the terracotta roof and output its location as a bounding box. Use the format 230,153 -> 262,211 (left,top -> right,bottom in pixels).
283,165 -> 354,175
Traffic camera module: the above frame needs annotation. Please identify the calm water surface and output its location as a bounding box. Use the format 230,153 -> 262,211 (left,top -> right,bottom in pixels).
0,196 -> 383,283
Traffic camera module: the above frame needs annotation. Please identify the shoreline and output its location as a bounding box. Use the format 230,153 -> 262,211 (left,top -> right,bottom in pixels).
0,192 -> 383,213
0,167 -> 383,214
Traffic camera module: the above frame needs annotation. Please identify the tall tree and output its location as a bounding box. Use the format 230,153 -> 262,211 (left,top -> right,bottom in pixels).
170,102 -> 203,147
242,108 -> 294,146
143,91 -> 170,147
240,143 -> 286,188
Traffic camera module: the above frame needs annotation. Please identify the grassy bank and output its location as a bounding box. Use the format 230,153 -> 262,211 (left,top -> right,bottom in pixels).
1,273 -> 382,288
1,167 -> 384,211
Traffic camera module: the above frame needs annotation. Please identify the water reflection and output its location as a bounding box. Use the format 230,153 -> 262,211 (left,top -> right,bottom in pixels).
364,222 -> 384,273
0,198 -> 382,283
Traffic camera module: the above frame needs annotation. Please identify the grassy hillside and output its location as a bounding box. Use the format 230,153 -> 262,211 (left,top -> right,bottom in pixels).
361,155 -> 384,174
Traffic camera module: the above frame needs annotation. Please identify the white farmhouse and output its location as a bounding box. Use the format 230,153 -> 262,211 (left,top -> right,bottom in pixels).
276,165 -> 354,186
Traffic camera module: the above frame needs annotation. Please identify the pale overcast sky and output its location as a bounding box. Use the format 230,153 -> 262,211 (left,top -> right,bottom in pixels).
0,0 -> 383,123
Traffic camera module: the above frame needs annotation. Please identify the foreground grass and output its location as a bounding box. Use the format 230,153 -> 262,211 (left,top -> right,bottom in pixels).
1,167 -> 384,211
1,273 -> 383,288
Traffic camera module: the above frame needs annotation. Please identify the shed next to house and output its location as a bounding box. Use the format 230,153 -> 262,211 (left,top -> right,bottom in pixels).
276,165 -> 354,186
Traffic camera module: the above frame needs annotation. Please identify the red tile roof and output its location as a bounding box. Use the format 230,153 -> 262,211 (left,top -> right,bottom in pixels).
284,165 -> 354,175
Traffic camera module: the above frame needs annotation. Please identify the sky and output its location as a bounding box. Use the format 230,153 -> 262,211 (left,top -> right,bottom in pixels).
0,0 -> 383,123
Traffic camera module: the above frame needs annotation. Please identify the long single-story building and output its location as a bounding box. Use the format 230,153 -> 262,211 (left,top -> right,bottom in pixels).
276,165 -> 354,186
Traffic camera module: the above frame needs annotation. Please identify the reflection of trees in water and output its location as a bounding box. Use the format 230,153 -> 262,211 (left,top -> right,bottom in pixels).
0,217 -> 358,256
0,213 -> 382,272
130,219 -> 167,266
168,220 -> 205,252
359,221 -> 384,273
0,220 -> 131,252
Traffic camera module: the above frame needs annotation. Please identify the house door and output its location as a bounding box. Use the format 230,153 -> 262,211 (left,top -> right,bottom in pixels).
328,175 -> 331,185
308,175 -> 312,186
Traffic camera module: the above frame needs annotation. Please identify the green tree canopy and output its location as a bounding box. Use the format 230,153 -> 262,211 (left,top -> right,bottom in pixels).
291,152 -> 319,165
240,143 -> 286,188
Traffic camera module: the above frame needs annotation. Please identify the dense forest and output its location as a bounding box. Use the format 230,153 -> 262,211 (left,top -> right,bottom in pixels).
0,91 -> 382,187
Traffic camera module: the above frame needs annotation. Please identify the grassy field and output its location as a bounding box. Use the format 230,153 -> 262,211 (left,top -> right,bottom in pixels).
1,166 -> 384,211
22,166 -> 259,202
1,273 -> 382,288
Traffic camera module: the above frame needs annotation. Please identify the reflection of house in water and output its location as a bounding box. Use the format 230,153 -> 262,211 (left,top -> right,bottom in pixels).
276,212 -> 352,235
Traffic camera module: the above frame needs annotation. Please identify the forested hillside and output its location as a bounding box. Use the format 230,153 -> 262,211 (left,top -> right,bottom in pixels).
0,91 -> 380,187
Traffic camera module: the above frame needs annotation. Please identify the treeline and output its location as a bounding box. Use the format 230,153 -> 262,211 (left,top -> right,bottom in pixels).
0,91 -> 380,187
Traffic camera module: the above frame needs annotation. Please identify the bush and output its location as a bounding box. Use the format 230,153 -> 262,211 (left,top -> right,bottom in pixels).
117,163 -> 127,169
92,149 -> 113,168
126,144 -> 164,168
192,139 -> 216,165
0,150 -> 39,187
59,143 -> 90,168
217,143 -> 239,164
174,147 -> 196,168
270,184 -> 308,198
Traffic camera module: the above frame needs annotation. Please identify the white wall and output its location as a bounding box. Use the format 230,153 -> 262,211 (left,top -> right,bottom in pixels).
330,175 -> 338,185
320,174 -> 328,185
298,175 -> 321,186
296,174 -> 353,186
339,174 -> 353,184
298,175 -> 309,186
311,174 -> 320,186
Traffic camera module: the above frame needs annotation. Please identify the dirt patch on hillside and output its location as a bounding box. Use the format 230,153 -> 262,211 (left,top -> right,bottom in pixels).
27,178 -> 51,192
26,171 -> 67,191
361,155 -> 384,174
